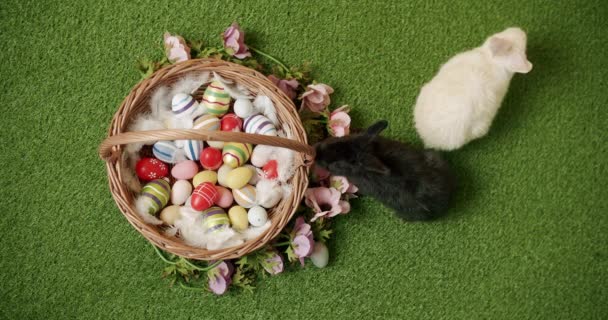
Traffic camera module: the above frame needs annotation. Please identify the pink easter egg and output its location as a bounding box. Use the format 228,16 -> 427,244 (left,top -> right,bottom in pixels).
215,186 -> 234,208
171,160 -> 199,180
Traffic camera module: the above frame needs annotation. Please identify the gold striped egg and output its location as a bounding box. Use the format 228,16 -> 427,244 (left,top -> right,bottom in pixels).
202,206 -> 230,233
193,114 -> 224,149
202,81 -> 231,116
141,179 -> 171,215
232,184 -> 257,208
222,142 -> 253,168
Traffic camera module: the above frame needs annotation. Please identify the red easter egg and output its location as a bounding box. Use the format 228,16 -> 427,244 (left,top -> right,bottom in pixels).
191,182 -> 219,211
135,157 -> 169,181
200,147 -> 223,170
263,160 -> 278,180
221,113 -> 243,132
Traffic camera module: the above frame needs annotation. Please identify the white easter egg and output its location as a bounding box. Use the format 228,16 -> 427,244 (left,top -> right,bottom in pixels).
152,141 -> 186,164
217,164 -> 233,187
248,206 -> 268,227
184,140 -> 204,161
310,242 -> 329,268
234,98 -> 255,118
171,180 -> 192,205
256,179 -> 283,208
244,114 -> 277,136
172,93 -> 199,119
250,145 -> 274,167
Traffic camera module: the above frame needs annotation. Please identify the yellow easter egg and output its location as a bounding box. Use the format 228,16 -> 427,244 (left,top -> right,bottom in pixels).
232,184 -> 257,208
202,81 -> 231,116
226,167 -> 253,190
202,206 -> 230,233
228,206 -> 249,231
222,142 -> 253,168
160,205 -> 182,225
193,170 -> 218,187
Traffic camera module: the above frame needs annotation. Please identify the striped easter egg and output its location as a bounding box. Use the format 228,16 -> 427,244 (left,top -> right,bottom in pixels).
172,93 -> 199,119
243,114 -> 277,136
152,141 -> 184,164
184,140 -> 204,161
222,142 -> 253,168
190,182 -> 219,211
233,184 -> 257,208
202,206 -> 230,233
201,81 -> 231,116
141,179 -> 171,215
193,114 -> 224,148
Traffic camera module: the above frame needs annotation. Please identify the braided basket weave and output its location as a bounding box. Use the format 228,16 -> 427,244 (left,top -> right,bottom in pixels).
99,59 -> 315,261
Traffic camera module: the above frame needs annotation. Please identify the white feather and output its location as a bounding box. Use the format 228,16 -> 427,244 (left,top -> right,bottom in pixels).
253,95 -> 279,126
135,197 -> 164,225
213,72 -> 252,99
171,72 -> 210,96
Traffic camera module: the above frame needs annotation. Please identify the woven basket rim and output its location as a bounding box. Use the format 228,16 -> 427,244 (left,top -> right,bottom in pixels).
99,58 -> 311,260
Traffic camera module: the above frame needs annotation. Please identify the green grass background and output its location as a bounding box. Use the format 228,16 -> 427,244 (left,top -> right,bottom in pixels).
1,0 -> 606,319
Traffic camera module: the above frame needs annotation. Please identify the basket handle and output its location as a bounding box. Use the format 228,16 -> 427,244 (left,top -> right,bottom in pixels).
98,129 -> 316,164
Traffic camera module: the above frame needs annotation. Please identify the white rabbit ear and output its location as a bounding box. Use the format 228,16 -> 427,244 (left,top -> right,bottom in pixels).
507,53 -> 533,74
488,36 -> 512,57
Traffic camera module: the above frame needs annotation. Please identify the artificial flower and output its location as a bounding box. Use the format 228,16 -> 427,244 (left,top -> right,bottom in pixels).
328,105 -> 351,137
208,261 -> 234,295
304,187 -> 351,221
222,22 -> 251,59
261,251 -> 284,275
301,83 -> 334,112
291,217 -> 315,265
163,32 -> 191,63
268,75 -> 299,100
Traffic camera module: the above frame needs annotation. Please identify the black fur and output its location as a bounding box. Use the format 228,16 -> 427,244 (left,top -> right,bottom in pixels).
314,120 -> 456,221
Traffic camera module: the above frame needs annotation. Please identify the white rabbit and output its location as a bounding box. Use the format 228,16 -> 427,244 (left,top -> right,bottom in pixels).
414,27 -> 532,150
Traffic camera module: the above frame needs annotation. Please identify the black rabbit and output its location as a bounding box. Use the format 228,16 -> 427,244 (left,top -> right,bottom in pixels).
314,120 -> 456,221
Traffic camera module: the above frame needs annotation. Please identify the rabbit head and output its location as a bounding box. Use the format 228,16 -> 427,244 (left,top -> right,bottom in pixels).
314,120 -> 390,176
484,27 -> 533,74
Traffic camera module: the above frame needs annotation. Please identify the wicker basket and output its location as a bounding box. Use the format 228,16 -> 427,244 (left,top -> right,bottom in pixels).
98,59 -> 315,261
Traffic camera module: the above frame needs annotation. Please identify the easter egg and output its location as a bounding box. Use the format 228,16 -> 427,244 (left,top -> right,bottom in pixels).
222,142 -> 253,168
172,93 -> 199,119
200,147 -> 223,170
244,114 -> 277,136
256,179 -> 283,208
202,206 -> 230,233
193,114 -> 220,131
171,160 -> 199,180
160,205 -> 182,225
171,180 -> 192,205
234,98 -> 254,118
233,184 -> 257,208
226,167 -> 253,190
248,206 -> 268,227
193,170 -> 218,187
228,206 -> 249,231
310,242 -> 329,268
135,158 -> 168,181
217,164 -> 233,187
250,145 -> 274,167
152,141 -> 186,164
184,140 -> 204,161
214,186 -> 234,208
262,160 -> 278,180
141,179 -> 171,215
244,164 -> 261,185
202,81 -> 231,116
221,113 -> 243,132
191,182 -> 219,211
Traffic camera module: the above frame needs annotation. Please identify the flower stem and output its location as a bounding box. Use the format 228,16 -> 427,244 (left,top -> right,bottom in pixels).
248,46 -> 289,73
152,244 -> 176,265
273,241 -> 291,247
181,258 -> 222,272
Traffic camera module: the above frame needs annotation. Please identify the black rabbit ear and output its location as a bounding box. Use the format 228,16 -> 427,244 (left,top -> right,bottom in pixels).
361,154 -> 390,175
366,120 -> 388,137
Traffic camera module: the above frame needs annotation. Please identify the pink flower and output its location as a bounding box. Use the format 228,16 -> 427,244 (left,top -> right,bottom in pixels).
328,105 -> 351,137
304,187 -> 351,221
207,261 -> 234,295
330,175 -> 358,199
222,22 -> 251,59
291,217 -> 315,266
301,83 -> 334,112
163,32 -> 190,63
262,251 -> 284,275
268,75 -> 299,100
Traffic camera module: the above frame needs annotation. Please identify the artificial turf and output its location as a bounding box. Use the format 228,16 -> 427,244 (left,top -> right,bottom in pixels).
0,0 -> 606,319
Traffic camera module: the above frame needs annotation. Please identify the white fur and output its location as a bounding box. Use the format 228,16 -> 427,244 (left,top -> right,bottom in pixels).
414,27 -> 532,150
